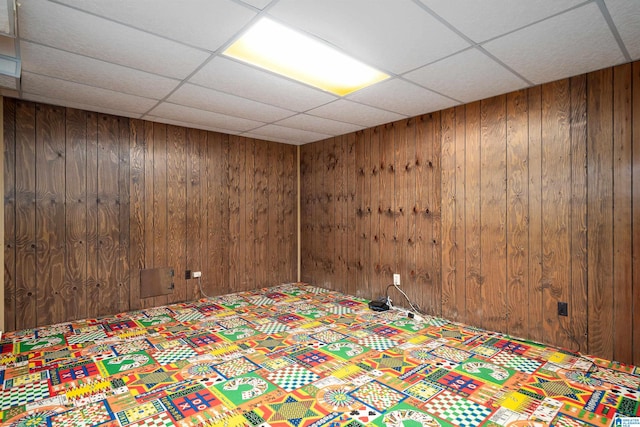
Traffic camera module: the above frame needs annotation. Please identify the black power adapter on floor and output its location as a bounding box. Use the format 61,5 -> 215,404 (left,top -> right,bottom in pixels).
368,300 -> 390,311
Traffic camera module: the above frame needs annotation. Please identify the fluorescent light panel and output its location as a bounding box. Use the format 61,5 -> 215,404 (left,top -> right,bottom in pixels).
223,18 -> 389,96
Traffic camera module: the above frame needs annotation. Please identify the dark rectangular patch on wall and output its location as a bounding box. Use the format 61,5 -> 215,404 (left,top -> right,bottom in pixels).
140,267 -> 174,299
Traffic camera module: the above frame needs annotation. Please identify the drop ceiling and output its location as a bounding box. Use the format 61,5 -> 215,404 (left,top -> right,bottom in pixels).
9,0 -> 640,145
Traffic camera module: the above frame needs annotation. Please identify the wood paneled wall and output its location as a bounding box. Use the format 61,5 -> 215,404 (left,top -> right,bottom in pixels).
300,61 -> 640,365
301,118 -> 442,315
4,99 -> 297,330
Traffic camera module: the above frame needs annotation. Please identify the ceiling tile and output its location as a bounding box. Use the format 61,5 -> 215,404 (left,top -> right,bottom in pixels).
19,0 -> 210,79
148,102 -> 264,132
605,0 -> 640,59
22,93 -> 143,119
22,72 -> 158,115
144,116 -> 240,135
243,124 -> 331,145
348,78 -> 457,117
239,132 -> 295,145
22,42 -> 179,100
307,100 -> 406,128
238,0 -> 274,10
168,83 -> 295,122
482,3 -> 626,84
276,114 -> 363,135
189,56 -> 337,111
420,0 -> 585,43
54,0 -> 257,51
268,0 -> 470,74
404,48 -> 528,103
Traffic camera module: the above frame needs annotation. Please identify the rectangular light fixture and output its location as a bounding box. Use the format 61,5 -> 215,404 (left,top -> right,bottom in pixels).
223,18 -> 389,96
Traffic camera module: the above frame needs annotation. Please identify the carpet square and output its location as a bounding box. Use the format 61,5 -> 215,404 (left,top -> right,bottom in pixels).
357,335 -> 397,351
372,401 -> 452,427
153,345 -> 198,365
267,364 -> 320,392
213,372 -> 278,407
0,379 -> 51,409
350,380 -> 406,411
441,398 -> 493,427
49,400 -> 115,427
215,356 -> 260,378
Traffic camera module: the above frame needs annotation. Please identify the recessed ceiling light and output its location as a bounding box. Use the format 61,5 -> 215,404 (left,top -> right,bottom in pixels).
223,18 -> 389,96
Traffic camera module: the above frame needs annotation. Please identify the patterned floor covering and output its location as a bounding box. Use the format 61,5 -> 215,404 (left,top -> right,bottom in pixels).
1,283 -> 639,427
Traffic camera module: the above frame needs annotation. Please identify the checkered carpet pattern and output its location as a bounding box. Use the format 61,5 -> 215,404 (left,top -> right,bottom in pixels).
0,283 -> 638,427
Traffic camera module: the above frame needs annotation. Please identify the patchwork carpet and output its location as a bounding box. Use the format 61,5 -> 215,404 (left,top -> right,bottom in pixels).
1,283 -> 639,427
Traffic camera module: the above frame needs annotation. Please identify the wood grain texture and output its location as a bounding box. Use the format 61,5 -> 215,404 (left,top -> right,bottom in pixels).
13,101 -> 38,328
139,120 -> 154,309
541,80 -> 572,348
431,111 -> 442,318
166,125 -> 186,303
335,136 -> 346,292
612,63 -> 632,363
283,144 -> 297,282
96,114 -> 121,317
128,119 -> 145,309
355,129 -> 370,299
369,127 -> 381,298
185,128 -> 202,300
305,142 -> 317,285
85,112 -> 100,315
464,102 -> 483,327
151,123 -> 168,307
440,108 -> 457,319
219,134 -> 231,290
337,136 -> 346,291
64,108 -> 88,321
201,131 -> 214,296
587,68 -> 615,360
569,75 -> 588,354
300,144 -> 313,283
244,138 -> 256,292
4,98 -> 16,331
267,142 -> 280,285
379,124 -> 395,289
320,139 -> 333,289
506,90 -> 529,339
453,106 -> 467,322
35,104 -> 66,325
229,135 -> 244,293
633,62 -> 640,365
394,120 -> 412,306
254,140 -> 268,288
311,141 -> 322,285
527,86 -> 544,343
480,96 -> 508,333
5,99 -> 297,329
117,118 -> 131,313
346,133 -> 357,296
206,132 -> 230,295
415,114 -> 437,314
297,61 -> 638,364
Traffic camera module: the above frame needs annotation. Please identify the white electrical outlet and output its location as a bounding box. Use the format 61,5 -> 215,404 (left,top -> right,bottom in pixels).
192,271 -> 202,278
393,274 -> 400,286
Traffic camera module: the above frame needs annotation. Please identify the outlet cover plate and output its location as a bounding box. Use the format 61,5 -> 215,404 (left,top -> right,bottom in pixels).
558,301 -> 568,316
